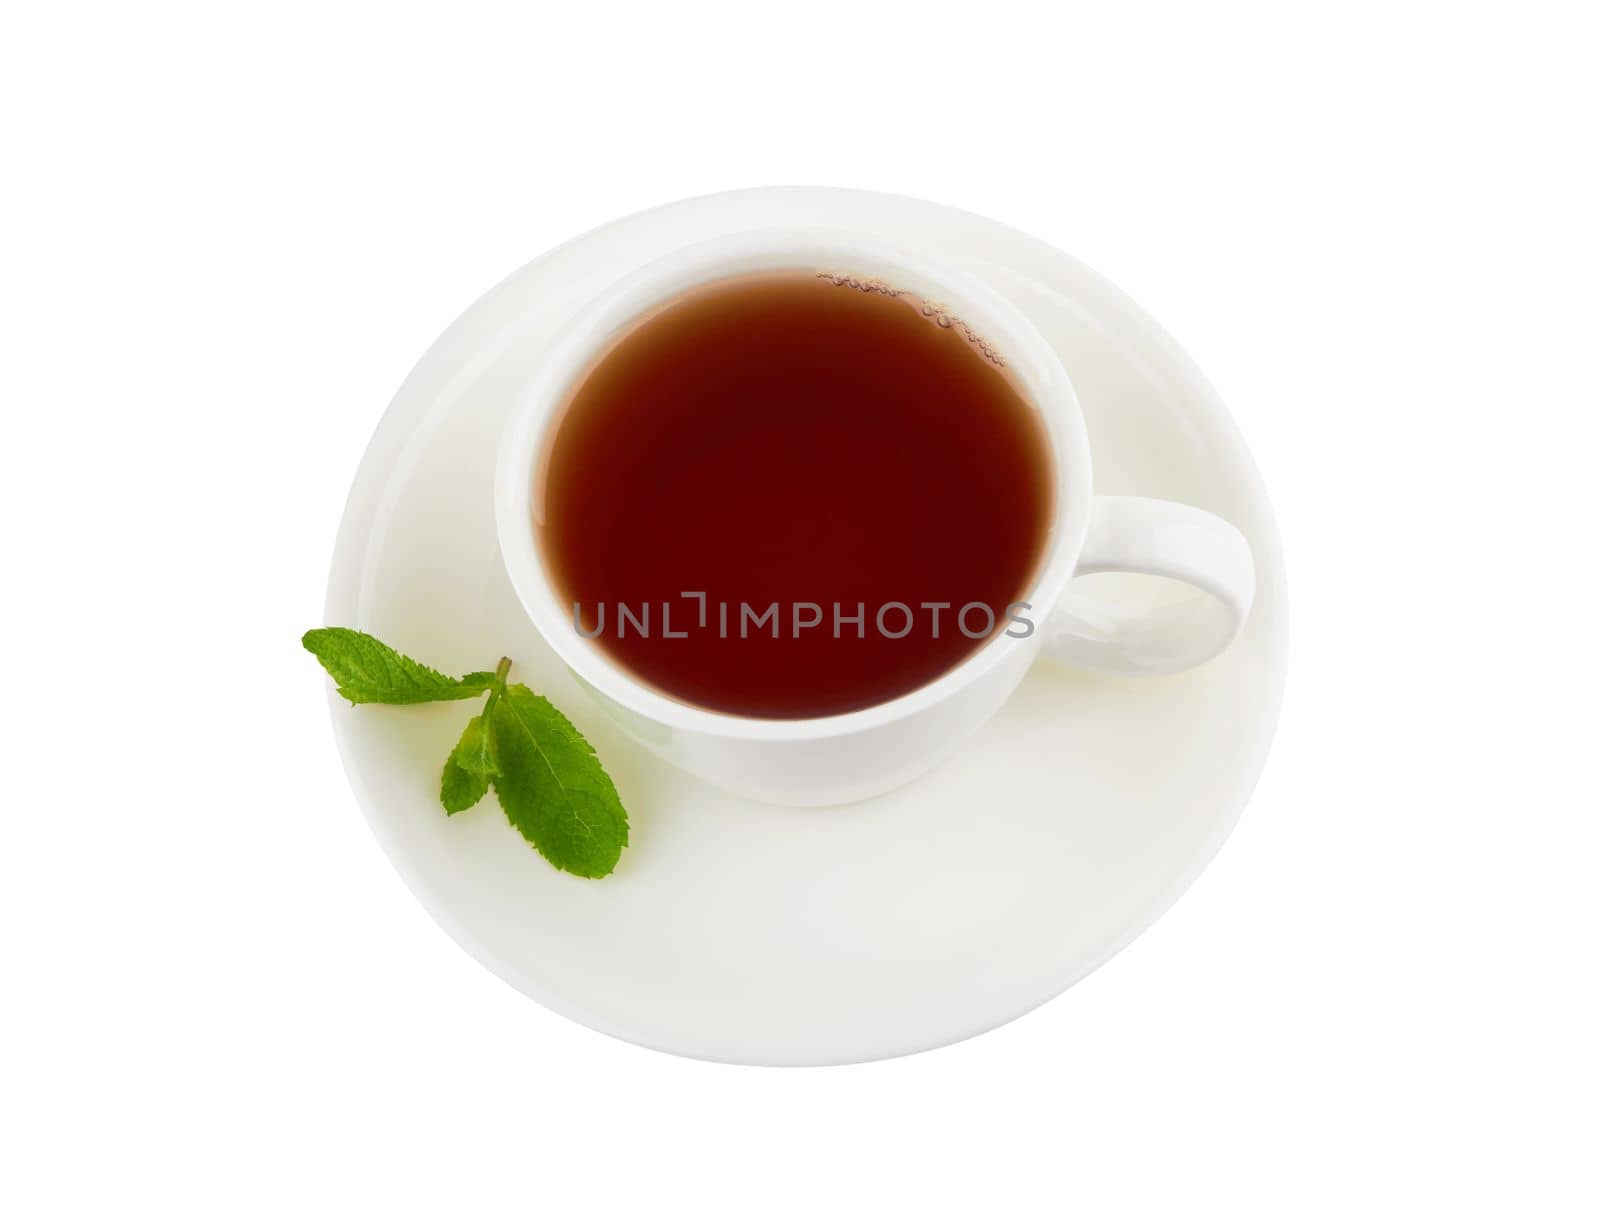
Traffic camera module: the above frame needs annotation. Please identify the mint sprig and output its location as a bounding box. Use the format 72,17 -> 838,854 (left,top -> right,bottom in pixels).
303,628 -> 629,879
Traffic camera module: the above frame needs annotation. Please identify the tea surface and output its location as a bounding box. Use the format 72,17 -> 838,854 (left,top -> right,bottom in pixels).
539,271 -> 1053,718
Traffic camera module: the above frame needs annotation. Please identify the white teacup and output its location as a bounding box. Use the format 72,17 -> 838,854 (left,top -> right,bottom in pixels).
495,230 -> 1254,806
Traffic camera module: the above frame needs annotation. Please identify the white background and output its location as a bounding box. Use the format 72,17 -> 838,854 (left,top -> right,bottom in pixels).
4,2 -> 1596,1226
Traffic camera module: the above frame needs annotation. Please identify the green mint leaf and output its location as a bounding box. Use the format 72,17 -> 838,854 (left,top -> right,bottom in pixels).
453,694 -> 501,778
440,684 -> 503,816
490,684 -> 629,878
440,711 -> 497,815
302,628 -> 495,704
441,757 -> 489,814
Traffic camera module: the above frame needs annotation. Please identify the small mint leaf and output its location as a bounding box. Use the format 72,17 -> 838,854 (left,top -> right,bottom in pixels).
441,763 -> 488,815
302,628 -> 494,704
441,693 -> 500,815
452,694 -> 501,778
489,684 -> 628,878
441,750 -> 490,815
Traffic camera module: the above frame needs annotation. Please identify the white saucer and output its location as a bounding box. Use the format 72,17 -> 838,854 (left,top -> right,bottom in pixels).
323,188 -> 1288,1066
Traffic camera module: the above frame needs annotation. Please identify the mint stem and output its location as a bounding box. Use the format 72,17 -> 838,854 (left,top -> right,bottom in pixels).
493,656 -> 512,694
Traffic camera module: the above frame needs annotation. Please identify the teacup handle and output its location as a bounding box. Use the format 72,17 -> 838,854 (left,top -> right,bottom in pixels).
1042,496 -> 1256,676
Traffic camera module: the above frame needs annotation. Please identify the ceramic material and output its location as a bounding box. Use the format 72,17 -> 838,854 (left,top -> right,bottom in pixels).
323,188 -> 1288,1065
494,230 -> 1255,806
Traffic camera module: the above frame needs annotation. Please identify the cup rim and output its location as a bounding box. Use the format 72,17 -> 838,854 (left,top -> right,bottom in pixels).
494,228 -> 1094,741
